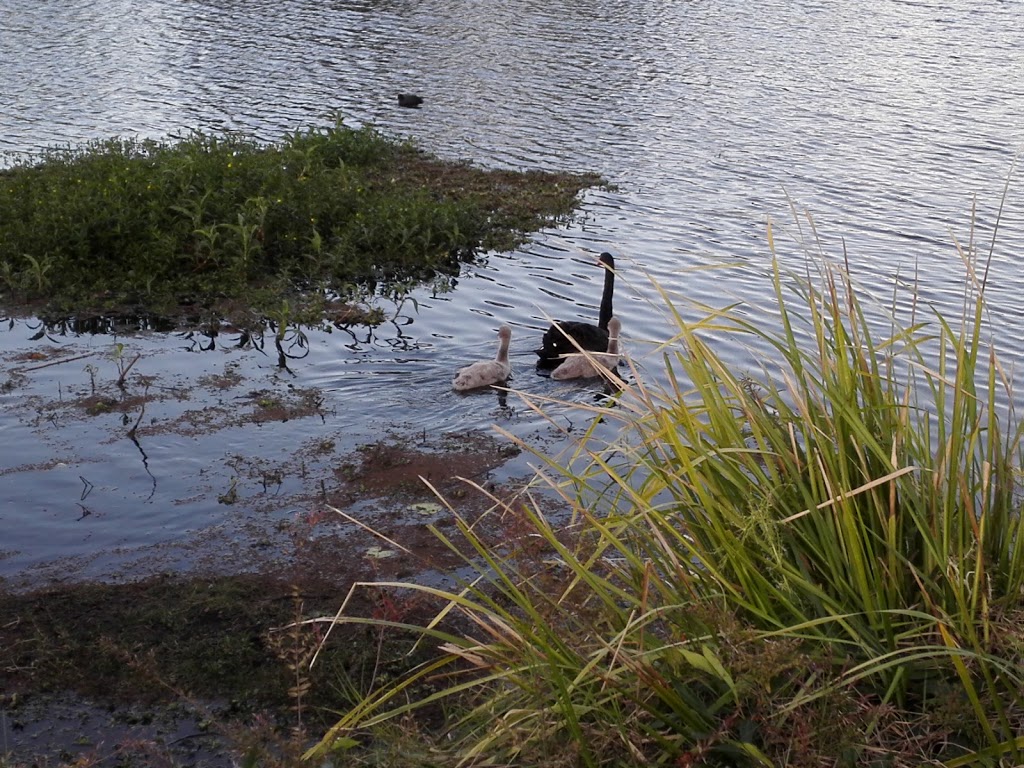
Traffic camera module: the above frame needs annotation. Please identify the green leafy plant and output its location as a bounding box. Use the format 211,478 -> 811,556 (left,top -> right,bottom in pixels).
0,119 -> 602,318
108,342 -> 141,389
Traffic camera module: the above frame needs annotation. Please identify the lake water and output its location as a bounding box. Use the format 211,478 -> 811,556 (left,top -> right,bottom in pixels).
2,0 -> 1024,584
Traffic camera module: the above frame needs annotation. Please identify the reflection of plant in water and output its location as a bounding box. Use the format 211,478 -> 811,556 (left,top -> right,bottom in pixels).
264,300 -> 310,370
126,381 -> 150,439
381,278 -> 420,319
84,362 -> 98,394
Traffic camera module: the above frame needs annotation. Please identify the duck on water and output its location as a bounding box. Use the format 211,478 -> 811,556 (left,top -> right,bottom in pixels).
397,93 -> 424,108
535,252 -> 615,370
452,326 -> 513,391
550,317 -> 622,380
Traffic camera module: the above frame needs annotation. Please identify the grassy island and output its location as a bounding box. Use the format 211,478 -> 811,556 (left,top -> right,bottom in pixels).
0,119 -> 603,322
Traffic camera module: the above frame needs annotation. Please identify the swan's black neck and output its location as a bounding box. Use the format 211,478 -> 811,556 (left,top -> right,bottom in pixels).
597,252 -> 615,330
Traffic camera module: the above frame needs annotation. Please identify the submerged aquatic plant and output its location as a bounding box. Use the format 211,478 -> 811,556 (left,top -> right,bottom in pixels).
307,212 -> 1024,766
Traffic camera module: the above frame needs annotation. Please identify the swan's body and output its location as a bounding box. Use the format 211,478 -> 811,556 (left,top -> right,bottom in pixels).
536,252 -> 615,370
453,326 -> 512,391
551,317 -> 622,380
397,93 -> 424,108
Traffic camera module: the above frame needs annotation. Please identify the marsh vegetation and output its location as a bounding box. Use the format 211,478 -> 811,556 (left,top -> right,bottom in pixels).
0,118 -> 602,323
308,237 -> 1024,766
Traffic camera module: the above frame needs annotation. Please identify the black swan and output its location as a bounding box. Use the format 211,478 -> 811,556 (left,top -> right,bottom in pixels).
536,252 -> 615,369
551,317 -> 621,380
397,93 -> 424,108
453,326 -> 512,390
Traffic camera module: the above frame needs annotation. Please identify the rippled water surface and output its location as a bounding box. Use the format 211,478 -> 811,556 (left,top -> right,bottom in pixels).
3,0 -> 1024,582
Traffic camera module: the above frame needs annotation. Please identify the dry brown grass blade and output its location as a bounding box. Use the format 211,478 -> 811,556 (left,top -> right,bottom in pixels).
780,465 -> 918,524
327,503 -> 413,555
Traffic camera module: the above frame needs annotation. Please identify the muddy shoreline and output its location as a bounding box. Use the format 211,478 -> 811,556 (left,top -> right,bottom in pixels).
0,333 -> 552,767
1,428 -> 534,767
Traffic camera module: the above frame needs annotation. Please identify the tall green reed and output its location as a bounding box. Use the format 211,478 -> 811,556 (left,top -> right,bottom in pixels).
308,225 -> 1024,766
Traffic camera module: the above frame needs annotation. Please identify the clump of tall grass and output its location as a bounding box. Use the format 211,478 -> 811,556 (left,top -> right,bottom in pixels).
0,118 -> 601,315
307,227 -> 1024,766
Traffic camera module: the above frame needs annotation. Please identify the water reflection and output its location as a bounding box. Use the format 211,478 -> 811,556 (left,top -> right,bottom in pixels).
4,295 -> 433,357
19,313 -> 179,340
3,0 -> 1024,581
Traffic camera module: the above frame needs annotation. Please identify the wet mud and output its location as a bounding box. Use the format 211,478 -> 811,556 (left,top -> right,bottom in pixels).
0,336 -> 542,767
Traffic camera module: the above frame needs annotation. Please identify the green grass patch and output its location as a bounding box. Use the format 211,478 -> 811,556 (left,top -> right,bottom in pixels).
306,217 -> 1024,766
0,118 -> 602,318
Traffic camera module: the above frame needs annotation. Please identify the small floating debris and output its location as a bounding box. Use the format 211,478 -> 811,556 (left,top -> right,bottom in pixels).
410,502 -> 443,516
